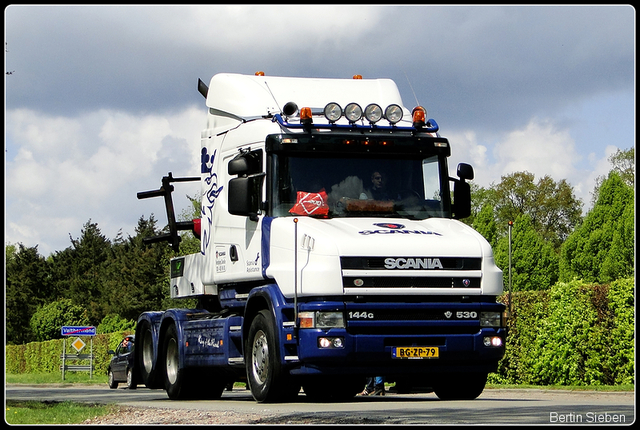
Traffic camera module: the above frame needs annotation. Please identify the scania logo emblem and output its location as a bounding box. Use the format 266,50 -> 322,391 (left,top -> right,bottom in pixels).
444,311 -> 452,319
373,223 -> 405,229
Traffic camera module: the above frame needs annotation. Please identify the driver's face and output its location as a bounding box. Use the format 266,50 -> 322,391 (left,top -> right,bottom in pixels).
372,173 -> 383,189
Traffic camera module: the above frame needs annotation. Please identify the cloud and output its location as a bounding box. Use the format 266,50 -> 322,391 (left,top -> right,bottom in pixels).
4,5 -> 633,254
5,107 -> 204,256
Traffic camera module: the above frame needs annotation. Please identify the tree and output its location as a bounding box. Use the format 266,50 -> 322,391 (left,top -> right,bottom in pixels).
100,215 -> 173,321
6,244 -> 53,344
492,172 -> 583,249
494,214 -> 559,291
591,147 -> 634,205
560,172 -> 634,283
97,313 -> 137,334
50,220 -> 112,323
472,204 -> 498,248
29,298 -> 90,342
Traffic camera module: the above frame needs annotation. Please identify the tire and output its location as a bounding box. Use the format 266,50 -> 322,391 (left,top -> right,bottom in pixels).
303,376 -> 363,402
108,369 -> 118,389
245,310 -> 299,403
138,320 -> 162,389
163,324 -> 192,400
433,372 -> 487,400
126,367 -> 137,390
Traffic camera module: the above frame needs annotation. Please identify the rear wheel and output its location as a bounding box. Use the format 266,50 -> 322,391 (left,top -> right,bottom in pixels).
126,367 -> 137,390
246,310 -> 299,403
138,320 -> 162,389
163,324 -> 191,400
433,372 -> 487,400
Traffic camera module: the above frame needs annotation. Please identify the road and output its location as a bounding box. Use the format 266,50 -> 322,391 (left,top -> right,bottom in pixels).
5,384 -> 635,425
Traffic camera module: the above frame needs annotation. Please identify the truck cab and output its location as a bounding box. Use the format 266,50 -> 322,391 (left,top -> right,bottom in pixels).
137,73 -> 505,403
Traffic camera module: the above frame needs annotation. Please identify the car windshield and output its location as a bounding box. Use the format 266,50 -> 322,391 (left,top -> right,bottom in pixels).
271,154 -> 447,220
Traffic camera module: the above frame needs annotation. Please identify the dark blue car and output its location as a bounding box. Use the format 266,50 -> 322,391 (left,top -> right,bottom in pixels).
107,335 -> 136,389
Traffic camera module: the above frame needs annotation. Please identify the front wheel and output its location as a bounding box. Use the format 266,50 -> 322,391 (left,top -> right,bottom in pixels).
245,310 -> 299,403
108,369 -> 118,389
303,376 -> 363,402
433,372 -> 487,400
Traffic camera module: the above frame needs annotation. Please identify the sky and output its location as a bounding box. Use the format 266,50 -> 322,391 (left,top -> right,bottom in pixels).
4,5 -> 635,257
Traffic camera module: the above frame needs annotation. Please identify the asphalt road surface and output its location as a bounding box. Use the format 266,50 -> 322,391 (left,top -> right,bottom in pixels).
5,384 -> 635,425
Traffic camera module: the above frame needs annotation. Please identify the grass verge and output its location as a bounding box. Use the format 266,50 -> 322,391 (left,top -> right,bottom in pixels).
6,372 -> 107,385
5,400 -> 119,425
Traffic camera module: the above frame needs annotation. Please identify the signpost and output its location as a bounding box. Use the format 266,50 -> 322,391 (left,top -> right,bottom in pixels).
60,326 -> 96,380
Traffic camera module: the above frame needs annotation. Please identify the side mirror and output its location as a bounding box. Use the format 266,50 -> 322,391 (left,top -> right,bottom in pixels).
228,149 -> 265,221
228,149 -> 262,175
108,350 -> 115,355
452,163 -> 473,219
457,163 -> 474,181
228,174 -> 265,221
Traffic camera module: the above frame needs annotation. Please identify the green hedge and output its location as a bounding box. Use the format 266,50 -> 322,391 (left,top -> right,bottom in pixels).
6,278 -> 634,386
6,331 -> 133,376
491,277 -> 634,385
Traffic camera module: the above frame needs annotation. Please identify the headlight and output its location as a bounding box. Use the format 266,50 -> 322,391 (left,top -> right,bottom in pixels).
384,104 -> 403,124
364,103 -> 383,124
316,312 -> 344,328
298,311 -> 345,328
480,311 -> 502,327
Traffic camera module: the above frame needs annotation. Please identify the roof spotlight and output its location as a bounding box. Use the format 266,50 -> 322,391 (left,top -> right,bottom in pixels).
364,103 -> 383,124
384,104 -> 403,125
344,103 -> 363,123
323,102 -> 342,123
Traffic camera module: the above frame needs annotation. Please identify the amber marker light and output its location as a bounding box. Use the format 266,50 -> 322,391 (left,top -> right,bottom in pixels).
412,106 -> 426,128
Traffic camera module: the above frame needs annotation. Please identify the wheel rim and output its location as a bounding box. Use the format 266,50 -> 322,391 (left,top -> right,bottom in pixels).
142,329 -> 154,374
251,329 -> 269,385
127,368 -> 133,386
166,337 -> 179,385
108,371 -> 114,386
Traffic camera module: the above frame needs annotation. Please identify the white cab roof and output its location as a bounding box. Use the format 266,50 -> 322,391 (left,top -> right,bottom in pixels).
206,73 -> 406,119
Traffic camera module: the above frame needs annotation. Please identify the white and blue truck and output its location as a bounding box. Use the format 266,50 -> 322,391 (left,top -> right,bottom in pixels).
135,72 -> 506,402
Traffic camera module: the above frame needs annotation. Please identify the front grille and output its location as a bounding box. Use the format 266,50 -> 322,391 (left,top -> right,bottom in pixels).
341,256 -> 481,270
343,276 -> 480,289
347,326 -> 481,335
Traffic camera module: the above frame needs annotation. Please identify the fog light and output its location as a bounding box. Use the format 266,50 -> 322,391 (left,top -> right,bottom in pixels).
323,102 -> 342,123
318,337 -> 345,349
484,336 -> 503,347
319,337 -> 332,348
385,104 -> 403,124
345,103 -> 363,123
364,103 -> 383,124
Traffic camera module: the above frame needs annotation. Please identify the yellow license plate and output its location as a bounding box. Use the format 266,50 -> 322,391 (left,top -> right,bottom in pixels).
392,346 -> 439,359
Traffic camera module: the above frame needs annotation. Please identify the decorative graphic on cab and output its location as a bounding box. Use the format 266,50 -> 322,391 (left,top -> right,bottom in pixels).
201,147 -> 224,253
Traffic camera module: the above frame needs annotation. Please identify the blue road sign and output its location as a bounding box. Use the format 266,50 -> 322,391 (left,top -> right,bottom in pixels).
61,326 -> 96,336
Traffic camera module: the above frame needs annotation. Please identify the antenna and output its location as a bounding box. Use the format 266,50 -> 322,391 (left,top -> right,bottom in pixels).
403,70 -> 420,107
264,81 -> 282,114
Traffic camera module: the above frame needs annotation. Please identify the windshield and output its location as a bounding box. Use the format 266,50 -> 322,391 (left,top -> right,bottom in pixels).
270,154 -> 449,220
